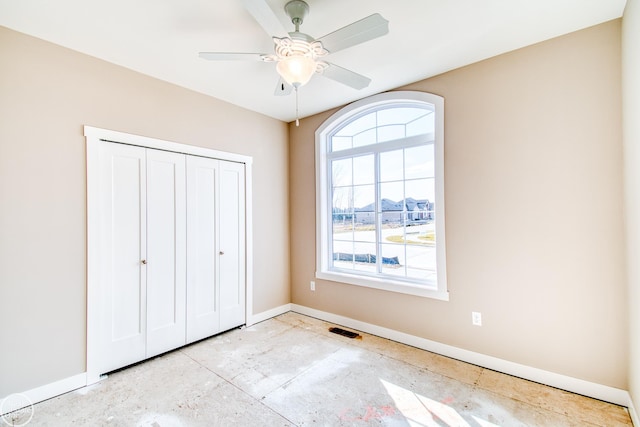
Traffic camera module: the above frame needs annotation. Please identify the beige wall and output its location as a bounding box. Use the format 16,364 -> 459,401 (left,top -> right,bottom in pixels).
0,27 -> 290,396
623,0 -> 640,416
290,20 -> 626,388
0,14 -> 631,403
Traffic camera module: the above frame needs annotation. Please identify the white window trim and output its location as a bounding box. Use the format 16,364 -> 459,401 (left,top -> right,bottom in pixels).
315,91 -> 448,301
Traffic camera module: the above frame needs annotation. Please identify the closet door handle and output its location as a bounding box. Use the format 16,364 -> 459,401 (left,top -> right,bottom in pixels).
219,251 -> 224,255
141,259 -> 147,265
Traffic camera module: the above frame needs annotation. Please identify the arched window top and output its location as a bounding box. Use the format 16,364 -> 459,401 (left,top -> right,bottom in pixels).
318,91 -> 443,153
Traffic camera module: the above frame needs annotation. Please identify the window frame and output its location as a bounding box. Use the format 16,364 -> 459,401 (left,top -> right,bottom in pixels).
315,91 -> 448,300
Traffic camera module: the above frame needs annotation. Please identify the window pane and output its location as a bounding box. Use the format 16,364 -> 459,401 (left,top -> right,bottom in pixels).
353,242 -> 377,273
354,227 -> 376,243
354,211 -> 375,226
383,223 -> 406,245
353,184 -> 374,218
336,112 -> 376,137
379,149 -> 404,182
405,245 -> 435,280
353,192 -> 375,243
332,215 -> 354,239
378,124 -> 405,142
377,107 -> 426,126
408,224 -> 436,246
332,186 -> 353,215
332,136 -> 352,152
333,240 -> 354,270
405,178 -> 435,206
353,155 -> 374,185
405,145 -> 434,179
353,128 -> 376,148
332,158 -> 352,187
380,182 -> 404,212
406,112 -> 435,137
380,243 -> 406,277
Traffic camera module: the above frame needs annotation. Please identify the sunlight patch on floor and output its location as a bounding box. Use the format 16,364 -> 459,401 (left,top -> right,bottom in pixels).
382,378 -> 499,426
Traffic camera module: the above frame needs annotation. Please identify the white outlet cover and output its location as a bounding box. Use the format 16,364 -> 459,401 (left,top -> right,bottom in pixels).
472,312 -> 482,326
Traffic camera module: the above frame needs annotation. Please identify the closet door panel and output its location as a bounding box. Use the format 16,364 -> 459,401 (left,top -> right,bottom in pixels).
88,131 -> 250,382
97,142 -> 147,373
145,149 -> 187,357
186,156 -> 220,343
219,161 -> 246,330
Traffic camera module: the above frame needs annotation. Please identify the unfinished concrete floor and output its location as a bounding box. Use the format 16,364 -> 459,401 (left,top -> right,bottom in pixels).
13,312 -> 633,426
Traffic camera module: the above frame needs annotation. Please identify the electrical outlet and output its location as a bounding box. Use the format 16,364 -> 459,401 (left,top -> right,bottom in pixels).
472,311 -> 482,326
310,281 -> 315,291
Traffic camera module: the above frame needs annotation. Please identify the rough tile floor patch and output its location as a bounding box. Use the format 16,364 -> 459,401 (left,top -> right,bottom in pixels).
9,312 -> 633,426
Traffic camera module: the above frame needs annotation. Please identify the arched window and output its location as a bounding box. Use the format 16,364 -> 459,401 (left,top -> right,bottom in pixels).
315,91 -> 447,299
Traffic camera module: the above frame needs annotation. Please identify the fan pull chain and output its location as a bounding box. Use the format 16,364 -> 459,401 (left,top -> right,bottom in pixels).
295,86 -> 300,127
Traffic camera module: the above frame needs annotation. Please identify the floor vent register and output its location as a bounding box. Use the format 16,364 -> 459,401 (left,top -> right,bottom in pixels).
329,327 -> 361,339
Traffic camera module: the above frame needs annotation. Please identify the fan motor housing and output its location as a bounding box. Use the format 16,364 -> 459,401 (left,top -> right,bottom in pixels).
288,31 -> 314,43
285,0 -> 309,26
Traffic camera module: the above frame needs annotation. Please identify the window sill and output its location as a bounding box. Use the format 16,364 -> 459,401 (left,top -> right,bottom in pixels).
315,271 -> 449,301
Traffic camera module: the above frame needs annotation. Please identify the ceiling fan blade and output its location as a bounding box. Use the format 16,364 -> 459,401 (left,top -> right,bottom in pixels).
321,63 -> 371,90
198,52 -> 264,61
274,77 -> 293,96
318,14 -> 389,54
242,0 -> 289,38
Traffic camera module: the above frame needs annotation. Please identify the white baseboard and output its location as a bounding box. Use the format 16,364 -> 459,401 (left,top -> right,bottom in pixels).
0,373 -> 86,416
290,304 -> 631,407
247,303 -> 292,327
628,396 -> 638,426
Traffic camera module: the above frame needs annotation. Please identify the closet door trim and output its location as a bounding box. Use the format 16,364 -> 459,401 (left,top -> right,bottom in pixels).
85,126 -> 254,385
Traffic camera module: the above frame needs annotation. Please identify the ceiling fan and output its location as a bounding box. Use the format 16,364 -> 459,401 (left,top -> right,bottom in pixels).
198,0 -> 389,97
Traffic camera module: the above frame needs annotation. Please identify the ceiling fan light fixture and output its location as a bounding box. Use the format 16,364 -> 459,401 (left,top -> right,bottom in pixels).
276,55 -> 316,87
263,36 -> 329,88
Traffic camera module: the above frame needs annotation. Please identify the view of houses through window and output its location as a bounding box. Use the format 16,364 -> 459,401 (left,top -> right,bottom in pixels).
328,105 -> 437,283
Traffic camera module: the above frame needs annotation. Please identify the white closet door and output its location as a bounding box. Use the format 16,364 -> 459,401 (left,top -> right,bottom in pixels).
145,149 -> 187,357
186,156 -> 220,342
219,160 -> 246,330
96,142 -> 147,373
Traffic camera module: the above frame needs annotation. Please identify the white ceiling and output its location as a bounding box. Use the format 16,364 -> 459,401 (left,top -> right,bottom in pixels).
0,0 -> 626,122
